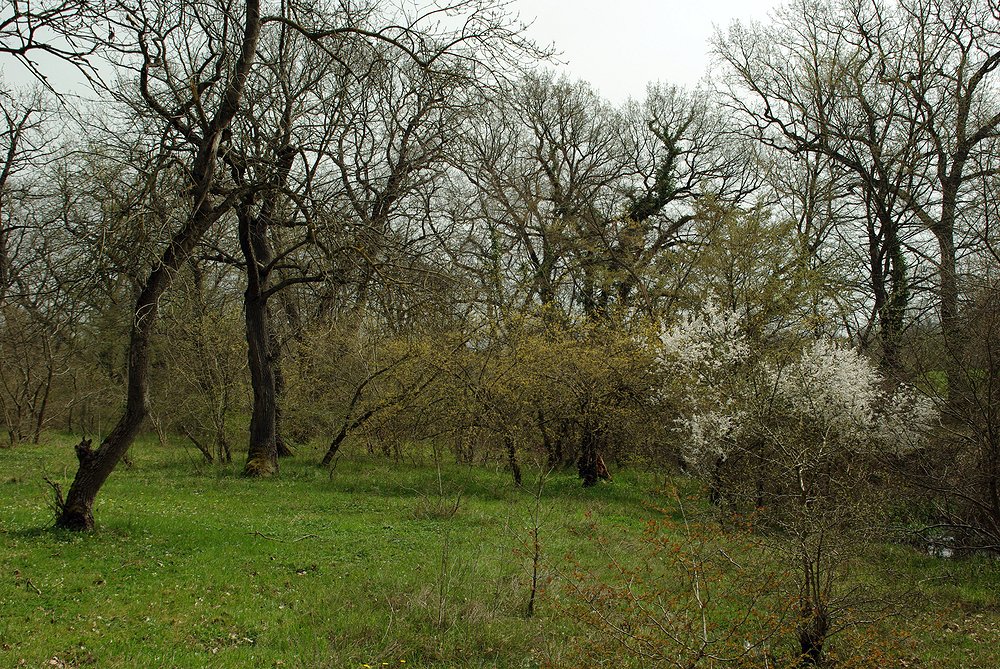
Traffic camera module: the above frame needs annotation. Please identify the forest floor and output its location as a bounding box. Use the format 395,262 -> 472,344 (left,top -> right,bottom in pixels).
1,434 -> 998,668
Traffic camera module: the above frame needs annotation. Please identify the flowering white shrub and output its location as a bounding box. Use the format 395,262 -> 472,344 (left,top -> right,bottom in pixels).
658,301 -> 940,667
657,302 -> 937,473
658,300 -> 749,377
657,300 -> 750,466
770,340 -> 879,437
677,408 -> 745,461
876,382 -> 938,450
761,340 -> 936,459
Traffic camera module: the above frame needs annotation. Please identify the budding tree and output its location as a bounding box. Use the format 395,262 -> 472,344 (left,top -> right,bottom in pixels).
716,0 -> 1000,383
659,300 -> 934,664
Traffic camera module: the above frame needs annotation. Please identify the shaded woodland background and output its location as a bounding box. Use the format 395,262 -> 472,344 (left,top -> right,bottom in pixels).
3,0 -> 1000,663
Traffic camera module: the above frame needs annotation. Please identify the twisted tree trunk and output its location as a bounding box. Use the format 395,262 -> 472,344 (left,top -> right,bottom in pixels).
56,206 -> 232,529
54,0 -> 261,530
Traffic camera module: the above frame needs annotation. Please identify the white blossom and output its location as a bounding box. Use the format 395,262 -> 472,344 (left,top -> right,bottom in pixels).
658,300 -> 749,374
658,303 -> 937,472
657,300 -> 750,468
769,340 -> 881,442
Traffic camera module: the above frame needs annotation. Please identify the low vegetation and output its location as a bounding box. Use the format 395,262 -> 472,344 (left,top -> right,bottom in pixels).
2,435 -> 998,668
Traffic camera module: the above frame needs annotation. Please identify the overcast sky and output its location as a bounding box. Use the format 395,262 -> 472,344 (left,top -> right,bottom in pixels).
512,0 -> 783,102
2,1 -> 783,98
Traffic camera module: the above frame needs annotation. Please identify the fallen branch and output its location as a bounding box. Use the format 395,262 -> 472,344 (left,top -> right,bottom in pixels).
182,427 -> 215,464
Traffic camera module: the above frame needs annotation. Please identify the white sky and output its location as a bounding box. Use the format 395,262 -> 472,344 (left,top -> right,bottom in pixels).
2,1 -> 784,100
513,0 -> 784,101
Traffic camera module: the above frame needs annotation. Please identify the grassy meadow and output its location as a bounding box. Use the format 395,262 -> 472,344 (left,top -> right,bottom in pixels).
1,434 -> 998,668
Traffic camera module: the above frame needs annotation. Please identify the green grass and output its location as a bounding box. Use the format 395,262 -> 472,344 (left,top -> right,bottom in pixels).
1,434 -> 998,668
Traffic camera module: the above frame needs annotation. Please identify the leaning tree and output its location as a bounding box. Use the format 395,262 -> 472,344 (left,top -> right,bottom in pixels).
52,0 -> 542,529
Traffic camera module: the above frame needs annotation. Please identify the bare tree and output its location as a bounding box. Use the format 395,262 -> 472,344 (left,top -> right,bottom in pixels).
715,0 -> 917,373
0,86 -> 55,305
223,0 -> 540,476
715,0 -> 1000,383
54,0 -> 262,529
53,0 -> 543,527
457,74 -> 627,317
0,0 -> 104,87
615,83 -> 759,316
0,86 -> 87,447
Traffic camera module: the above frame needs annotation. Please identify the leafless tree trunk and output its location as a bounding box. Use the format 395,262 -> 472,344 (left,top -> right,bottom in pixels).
55,0 -> 261,530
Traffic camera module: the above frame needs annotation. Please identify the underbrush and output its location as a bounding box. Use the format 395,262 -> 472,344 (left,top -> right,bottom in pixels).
0,433 -> 996,668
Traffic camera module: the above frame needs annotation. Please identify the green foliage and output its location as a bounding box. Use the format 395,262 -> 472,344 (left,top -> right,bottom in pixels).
681,200 -> 844,348
2,435 -> 998,668
427,314 -> 666,477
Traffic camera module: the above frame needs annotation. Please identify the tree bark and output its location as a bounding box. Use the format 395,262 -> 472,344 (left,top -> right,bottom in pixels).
868,210 -> 908,378
321,431 -> 348,467
506,434 -> 522,487
883,227 -> 908,378
538,410 -> 558,469
56,207 -> 228,529
934,219 -> 965,407
240,209 -> 279,477
54,0 -> 261,530
231,104 -> 296,473
271,323 -> 293,457
797,599 -> 829,666
31,344 -> 55,444
0,222 -> 8,306
577,423 -> 599,487
244,295 -> 278,476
